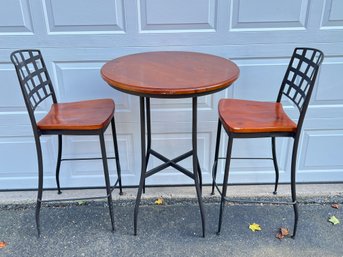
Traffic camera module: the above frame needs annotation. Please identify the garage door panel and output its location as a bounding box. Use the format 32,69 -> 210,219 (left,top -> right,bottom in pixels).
43,0 -> 125,33
0,0 -> 342,189
230,0 -> 309,30
0,0 -> 33,34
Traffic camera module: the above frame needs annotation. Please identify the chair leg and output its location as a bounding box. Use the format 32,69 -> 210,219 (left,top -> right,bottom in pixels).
111,118 -> 123,195
271,137 -> 279,195
211,120 -> 222,195
291,139 -> 299,238
55,135 -> 62,194
34,135 -> 44,237
99,133 -> 115,232
217,135 -> 233,235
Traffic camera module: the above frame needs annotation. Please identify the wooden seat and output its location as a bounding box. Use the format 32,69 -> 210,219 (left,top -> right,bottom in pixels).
212,48 -> 324,238
38,99 -> 115,131
10,49 -> 123,236
218,99 -> 297,134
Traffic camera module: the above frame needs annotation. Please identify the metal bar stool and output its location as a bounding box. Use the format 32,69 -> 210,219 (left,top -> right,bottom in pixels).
10,49 -> 123,236
211,47 -> 324,238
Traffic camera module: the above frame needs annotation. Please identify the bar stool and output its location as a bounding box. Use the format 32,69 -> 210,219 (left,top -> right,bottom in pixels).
10,49 -> 123,235
211,48 -> 324,237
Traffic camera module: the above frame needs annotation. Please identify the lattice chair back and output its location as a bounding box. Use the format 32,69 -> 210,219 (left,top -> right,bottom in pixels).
10,50 -> 57,127
277,47 -> 324,129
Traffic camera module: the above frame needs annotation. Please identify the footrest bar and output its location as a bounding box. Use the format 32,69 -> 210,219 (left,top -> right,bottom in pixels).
212,175 -> 296,205
61,157 -> 116,161
39,179 -> 121,203
218,157 -> 273,160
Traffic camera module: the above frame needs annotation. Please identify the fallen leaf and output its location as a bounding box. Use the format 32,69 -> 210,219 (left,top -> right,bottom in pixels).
331,203 -> 339,209
154,196 -> 164,205
328,215 -> 340,225
276,227 -> 289,239
249,223 -> 261,232
0,241 -> 7,249
77,200 -> 87,205
77,200 -> 87,206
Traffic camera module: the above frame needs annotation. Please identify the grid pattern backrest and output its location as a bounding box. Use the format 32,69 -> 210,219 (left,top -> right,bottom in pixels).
10,50 -> 57,112
277,48 -> 324,112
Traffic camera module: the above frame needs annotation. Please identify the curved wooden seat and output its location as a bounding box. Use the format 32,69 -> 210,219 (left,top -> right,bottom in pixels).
37,99 -> 115,131
218,99 -> 297,134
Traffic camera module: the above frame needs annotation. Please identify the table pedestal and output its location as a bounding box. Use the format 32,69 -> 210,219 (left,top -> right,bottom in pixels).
133,97 -> 206,237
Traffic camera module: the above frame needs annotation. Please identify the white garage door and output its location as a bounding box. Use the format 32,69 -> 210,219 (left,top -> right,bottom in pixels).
0,0 -> 343,190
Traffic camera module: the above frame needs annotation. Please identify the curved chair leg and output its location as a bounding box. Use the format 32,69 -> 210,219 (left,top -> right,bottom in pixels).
99,133 -> 115,232
211,120 -> 222,195
217,135 -> 233,235
291,138 -> 299,238
34,135 -> 44,237
111,118 -> 123,195
55,135 -> 62,194
271,137 -> 279,195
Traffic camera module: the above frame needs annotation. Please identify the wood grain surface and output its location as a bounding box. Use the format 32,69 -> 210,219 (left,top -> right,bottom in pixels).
101,51 -> 239,97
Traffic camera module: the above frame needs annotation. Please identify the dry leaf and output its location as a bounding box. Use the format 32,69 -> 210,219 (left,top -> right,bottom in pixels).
249,223 -> 261,232
276,227 -> 289,239
328,215 -> 340,225
77,200 -> 87,206
154,196 -> 164,205
331,203 -> 339,209
0,241 -> 7,249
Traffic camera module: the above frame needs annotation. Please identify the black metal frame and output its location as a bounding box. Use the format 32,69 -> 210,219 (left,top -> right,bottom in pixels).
211,48 -> 324,238
10,49 -> 123,236
133,96 -> 205,237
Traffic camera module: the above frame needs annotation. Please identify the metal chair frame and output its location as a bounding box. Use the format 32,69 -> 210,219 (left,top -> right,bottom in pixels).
211,48 -> 324,238
10,49 -> 123,236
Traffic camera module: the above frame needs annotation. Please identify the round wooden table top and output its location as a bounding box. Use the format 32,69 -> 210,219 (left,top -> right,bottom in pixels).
101,51 -> 239,98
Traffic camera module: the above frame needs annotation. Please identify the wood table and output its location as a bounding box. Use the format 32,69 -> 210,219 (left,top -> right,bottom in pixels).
101,51 -> 239,237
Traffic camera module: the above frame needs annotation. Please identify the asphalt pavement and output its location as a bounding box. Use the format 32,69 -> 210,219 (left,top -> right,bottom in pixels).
0,188 -> 342,257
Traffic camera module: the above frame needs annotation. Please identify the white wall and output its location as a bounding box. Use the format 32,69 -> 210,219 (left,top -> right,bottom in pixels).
0,0 -> 343,190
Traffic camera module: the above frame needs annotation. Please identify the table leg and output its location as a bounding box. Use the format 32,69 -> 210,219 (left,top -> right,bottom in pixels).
143,98 -> 151,194
197,157 -> 202,193
192,97 -> 206,237
134,96 -> 147,236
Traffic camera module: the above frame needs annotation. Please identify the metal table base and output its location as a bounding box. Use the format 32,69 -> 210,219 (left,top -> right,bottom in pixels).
133,96 -> 206,237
